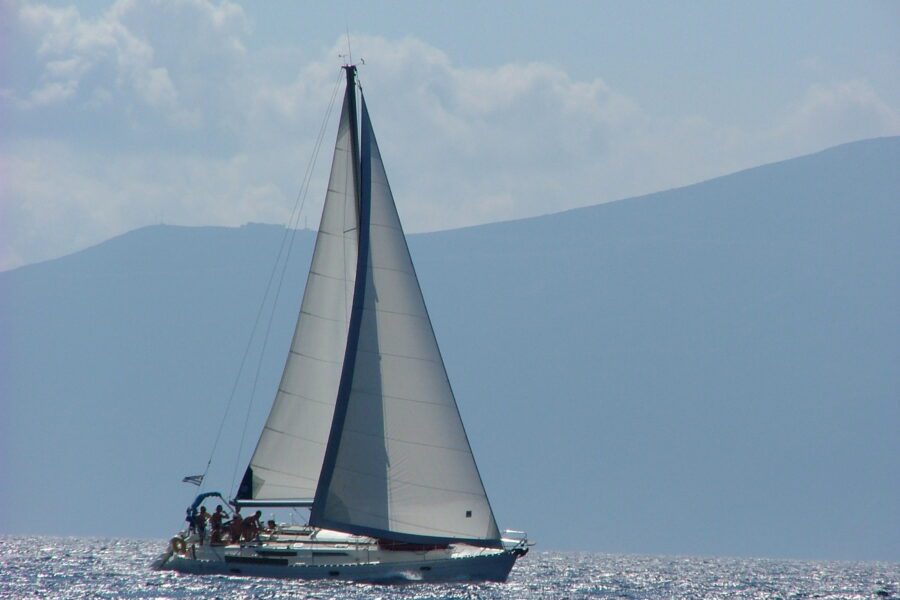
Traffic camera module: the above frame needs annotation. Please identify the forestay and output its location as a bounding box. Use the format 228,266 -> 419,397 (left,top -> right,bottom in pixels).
311,95 -> 501,547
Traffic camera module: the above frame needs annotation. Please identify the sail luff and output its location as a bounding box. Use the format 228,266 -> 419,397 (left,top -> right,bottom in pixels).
237,66 -> 360,502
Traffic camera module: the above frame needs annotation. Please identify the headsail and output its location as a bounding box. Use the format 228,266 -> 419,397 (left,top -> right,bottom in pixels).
311,92 -> 501,547
237,68 -> 360,502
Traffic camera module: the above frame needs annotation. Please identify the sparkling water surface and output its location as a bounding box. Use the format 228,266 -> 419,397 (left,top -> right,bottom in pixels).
1,536 -> 896,599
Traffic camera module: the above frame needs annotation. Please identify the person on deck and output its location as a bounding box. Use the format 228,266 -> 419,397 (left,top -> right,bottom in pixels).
264,519 -> 277,535
185,507 -> 197,534
195,506 -> 209,545
242,510 -> 262,541
209,505 -> 226,545
228,508 -> 243,544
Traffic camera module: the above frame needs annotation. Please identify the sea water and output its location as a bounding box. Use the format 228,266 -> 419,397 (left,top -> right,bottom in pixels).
1,536 -> 896,599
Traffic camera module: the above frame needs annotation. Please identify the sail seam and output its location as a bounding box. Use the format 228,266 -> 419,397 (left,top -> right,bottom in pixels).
355,347 -> 442,365
252,463 -> 320,482
349,388 -> 449,407
262,424 -> 328,446
276,387 -> 336,407
340,427 -> 470,453
360,306 -> 428,320
313,227 -> 356,240
298,308 -> 352,325
368,220 -> 402,233
288,349 -> 343,365
308,268 -> 355,283
322,505 -> 483,538
332,464 -> 488,497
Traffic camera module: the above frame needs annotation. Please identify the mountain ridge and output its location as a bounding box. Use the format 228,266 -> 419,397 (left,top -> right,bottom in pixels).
6,135 -> 896,276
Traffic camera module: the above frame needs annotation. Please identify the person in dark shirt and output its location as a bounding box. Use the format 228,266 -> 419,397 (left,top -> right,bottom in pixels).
209,505 -> 226,545
185,507 -> 197,533
242,510 -> 263,541
228,508 -> 243,544
195,506 -> 209,545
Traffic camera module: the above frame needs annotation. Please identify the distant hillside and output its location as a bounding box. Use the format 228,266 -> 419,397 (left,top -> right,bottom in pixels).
1,137 -> 898,560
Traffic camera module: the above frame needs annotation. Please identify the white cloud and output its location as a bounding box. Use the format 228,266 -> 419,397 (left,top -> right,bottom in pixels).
775,80 -> 900,153
11,0 -> 244,125
2,2 -> 899,271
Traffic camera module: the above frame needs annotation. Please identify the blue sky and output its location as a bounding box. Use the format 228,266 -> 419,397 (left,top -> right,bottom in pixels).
2,0 -> 898,270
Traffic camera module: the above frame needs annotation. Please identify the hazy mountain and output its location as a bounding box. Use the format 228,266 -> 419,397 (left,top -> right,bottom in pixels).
2,137 -> 897,560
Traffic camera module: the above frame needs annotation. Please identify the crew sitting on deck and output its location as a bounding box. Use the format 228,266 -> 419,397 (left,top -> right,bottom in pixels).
264,519 -> 277,535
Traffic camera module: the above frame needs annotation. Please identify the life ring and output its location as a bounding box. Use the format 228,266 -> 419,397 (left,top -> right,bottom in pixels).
170,536 -> 187,554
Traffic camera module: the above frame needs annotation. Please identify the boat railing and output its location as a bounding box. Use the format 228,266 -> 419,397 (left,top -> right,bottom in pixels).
501,529 -> 528,542
501,529 -> 531,556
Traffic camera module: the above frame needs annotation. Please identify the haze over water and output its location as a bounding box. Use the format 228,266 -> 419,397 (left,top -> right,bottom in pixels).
1,537 -> 897,599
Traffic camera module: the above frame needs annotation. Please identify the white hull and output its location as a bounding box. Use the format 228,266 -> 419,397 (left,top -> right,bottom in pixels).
152,527 -> 527,583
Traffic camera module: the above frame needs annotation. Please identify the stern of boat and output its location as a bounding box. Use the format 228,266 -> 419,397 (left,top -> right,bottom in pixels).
150,530 -> 191,571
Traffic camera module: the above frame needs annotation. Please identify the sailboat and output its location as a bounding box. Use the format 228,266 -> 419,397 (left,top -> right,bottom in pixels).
151,65 -> 529,583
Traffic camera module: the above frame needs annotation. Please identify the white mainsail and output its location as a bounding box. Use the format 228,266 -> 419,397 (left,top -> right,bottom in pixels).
238,82 -> 359,501
310,95 -> 501,546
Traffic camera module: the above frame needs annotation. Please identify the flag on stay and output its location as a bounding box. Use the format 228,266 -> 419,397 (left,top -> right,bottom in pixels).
182,474 -> 204,486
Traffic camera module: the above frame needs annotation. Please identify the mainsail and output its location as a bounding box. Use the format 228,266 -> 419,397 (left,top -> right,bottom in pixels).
237,72 -> 359,502
310,90 -> 501,546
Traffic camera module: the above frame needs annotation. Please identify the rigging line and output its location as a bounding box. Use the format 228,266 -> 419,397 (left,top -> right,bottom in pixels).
229,69 -> 345,497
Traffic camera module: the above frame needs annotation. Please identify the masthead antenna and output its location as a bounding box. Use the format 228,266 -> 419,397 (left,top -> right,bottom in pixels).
345,23 -> 353,65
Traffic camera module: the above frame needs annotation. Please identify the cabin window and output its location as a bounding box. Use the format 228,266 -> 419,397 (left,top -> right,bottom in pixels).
465,510 -> 472,518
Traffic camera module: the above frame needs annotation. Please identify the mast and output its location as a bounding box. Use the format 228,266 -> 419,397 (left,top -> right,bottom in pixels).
344,65 -> 361,221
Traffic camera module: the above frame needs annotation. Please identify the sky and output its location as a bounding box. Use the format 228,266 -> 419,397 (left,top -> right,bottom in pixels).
1,0 -> 898,271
